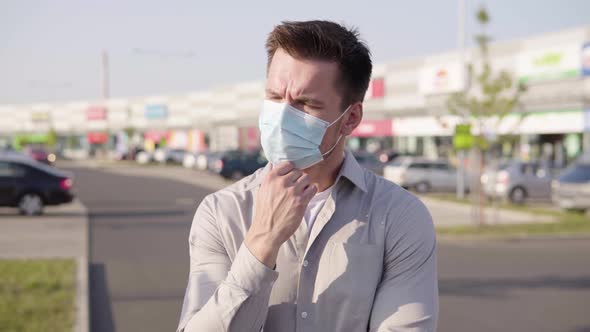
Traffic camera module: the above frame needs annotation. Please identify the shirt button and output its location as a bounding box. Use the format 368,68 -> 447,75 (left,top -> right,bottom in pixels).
303,260 -> 309,267
301,311 -> 308,319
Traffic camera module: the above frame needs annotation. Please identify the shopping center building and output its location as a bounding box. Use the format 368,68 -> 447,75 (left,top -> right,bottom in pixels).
1,25 -> 589,165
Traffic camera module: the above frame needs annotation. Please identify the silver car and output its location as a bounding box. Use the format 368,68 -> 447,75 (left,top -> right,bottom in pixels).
552,161 -> 590,212
481,161 -> 553,204
384,157 -> 465,193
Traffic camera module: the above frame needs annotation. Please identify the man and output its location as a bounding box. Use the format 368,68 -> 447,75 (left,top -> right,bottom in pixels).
178,20 -> 438,332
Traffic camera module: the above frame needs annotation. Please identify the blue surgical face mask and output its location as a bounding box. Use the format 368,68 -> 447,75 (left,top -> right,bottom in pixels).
259,99 -> 351,169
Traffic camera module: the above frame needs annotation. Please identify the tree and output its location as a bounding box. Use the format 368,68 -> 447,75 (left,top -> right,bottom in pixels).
46,127 -> 57,149
446,6 -> 527,225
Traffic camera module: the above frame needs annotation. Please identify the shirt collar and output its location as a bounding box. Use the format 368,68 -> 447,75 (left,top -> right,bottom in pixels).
245,150 -> 368,193
337,150 -> 368,193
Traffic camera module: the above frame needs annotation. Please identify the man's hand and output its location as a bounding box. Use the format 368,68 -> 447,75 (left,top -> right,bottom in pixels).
245,162 -> 317,268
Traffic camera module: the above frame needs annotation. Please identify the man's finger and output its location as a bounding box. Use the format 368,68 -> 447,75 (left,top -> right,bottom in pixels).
274,162 -> 295,176
284,169 -> 303,183
294,174 -> 312,192
302,183 -> 318,199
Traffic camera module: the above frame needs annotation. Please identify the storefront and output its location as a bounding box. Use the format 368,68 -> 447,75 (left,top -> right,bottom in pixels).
348,119 -> 394,153
391,115 -> 460,158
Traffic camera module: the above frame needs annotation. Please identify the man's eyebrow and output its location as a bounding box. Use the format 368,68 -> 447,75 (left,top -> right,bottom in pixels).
292,95 -> 326,107
265,88 -> 326,107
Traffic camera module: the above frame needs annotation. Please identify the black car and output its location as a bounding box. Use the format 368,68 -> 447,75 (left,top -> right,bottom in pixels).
353,151 -> 385,175
211,150 -> 268,179
0,156 -> 74,215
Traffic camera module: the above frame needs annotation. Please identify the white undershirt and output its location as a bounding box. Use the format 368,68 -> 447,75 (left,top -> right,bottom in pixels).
303,183 -> 335,232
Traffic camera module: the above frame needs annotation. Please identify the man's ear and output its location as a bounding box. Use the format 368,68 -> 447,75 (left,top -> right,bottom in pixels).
341,103 -> 363,136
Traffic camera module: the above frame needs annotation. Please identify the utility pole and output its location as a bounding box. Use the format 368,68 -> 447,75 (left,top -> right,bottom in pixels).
456,0 -> 467,200
100,50 -> 110,100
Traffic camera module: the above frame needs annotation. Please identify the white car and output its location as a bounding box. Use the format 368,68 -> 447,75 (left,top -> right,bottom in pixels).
384,157 -> 468,193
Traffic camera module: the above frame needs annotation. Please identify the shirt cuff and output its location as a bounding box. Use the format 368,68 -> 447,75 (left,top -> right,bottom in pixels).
226,243 -> 279,295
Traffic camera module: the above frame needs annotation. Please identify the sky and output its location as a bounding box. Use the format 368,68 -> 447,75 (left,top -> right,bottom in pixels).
1,0 -> 589,104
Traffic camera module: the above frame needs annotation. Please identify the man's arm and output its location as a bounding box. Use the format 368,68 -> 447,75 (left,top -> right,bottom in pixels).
178,162 -> 316,331
369,197 -> 439,332
177,195 -> 279,332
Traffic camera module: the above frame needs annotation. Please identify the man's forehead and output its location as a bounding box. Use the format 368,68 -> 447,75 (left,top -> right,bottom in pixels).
266,50 -> 340,96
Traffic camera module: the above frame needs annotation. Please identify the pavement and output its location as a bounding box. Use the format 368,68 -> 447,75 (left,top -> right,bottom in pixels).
0,200 -> 89,332
64,165 -> 210,332
56,160 -> 590,332
67,159 -> 557,227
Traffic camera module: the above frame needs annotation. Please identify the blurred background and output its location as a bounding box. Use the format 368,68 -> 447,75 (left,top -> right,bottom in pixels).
1,1 -> 589,332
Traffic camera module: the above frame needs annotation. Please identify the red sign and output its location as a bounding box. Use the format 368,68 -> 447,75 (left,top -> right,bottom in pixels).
369,78 -> 385,99
351,119 -> 393,137
87,106 -> 107,120
87,132 -> 109,144
144,130 -> 169,142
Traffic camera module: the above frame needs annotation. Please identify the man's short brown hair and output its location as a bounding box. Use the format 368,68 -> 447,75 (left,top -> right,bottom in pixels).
265,20 -> 373,109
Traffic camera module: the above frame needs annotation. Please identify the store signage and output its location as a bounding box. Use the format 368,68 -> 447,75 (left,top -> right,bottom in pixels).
517,44 -> 580,83
351,119 -> 393,137
87,132 -> 109,144
86,106 -> 107,120
368,78 -> 385,99
31,111 -> 49,122
145,104 -> 168,119
419,62 -> 466,95
453,124 -> 473,150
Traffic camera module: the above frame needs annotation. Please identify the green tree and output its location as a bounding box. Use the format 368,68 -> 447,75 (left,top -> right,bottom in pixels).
446,6 -> 527,225
46,127 -> 57,149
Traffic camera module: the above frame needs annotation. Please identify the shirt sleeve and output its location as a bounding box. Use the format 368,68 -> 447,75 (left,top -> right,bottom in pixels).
369,196 -> 439,332
177,195 -> 279,332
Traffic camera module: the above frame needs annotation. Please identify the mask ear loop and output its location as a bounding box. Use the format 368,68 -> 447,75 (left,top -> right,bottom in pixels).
321,104 -> 353,158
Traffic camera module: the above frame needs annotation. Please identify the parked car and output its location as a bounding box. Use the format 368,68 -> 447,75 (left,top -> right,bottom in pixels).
183,151 -> 216,171
552,160 -> 590,212
377,149 -> 411,163
0,155 -> 74,215
481,161 -> 553,204
162,148 -> 188,164
383,157 -> 467,193
135,151 -> 154,165
211,150 -> 267,179
23,146 -> 56,164
353,151 -> 385,175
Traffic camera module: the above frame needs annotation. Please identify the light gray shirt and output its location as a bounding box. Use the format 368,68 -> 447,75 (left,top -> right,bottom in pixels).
178,150 -> 438,332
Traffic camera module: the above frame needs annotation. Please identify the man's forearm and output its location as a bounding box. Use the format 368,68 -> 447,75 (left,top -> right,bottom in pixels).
179,243 -> 279,332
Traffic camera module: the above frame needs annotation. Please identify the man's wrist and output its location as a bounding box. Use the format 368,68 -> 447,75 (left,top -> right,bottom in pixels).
244,232 -> 281,268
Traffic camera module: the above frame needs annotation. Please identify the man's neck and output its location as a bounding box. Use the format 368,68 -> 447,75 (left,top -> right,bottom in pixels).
305,148 -> 346,192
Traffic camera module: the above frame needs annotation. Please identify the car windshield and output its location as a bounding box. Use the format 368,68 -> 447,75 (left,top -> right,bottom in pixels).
558,164 -> 590,183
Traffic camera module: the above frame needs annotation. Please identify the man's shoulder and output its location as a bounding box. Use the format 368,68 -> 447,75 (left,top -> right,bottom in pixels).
203,167 -> 264,206
365,173 -> 433,232
366,171 -> 421,208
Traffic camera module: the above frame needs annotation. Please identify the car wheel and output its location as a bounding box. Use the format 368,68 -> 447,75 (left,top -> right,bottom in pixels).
415,182 -> 431,194
18,193 -> 44,216
509,187 -> 527,205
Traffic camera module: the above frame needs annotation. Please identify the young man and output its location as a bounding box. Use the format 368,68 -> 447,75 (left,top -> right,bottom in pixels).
178,20 -> 438,332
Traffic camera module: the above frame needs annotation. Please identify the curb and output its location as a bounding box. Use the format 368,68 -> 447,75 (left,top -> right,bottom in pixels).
437,232 -> 590,243
76,200 -> 90,332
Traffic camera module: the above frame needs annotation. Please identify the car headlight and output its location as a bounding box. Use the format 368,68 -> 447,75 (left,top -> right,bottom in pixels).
47,154 -> 56,162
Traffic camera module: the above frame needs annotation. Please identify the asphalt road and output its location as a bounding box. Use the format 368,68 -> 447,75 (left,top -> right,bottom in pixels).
68,165 -> 590,332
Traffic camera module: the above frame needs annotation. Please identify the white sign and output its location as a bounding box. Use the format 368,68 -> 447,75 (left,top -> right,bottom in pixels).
497,110 -> 584,135
517,44 -> 580,83
392,116 -> 461,136
419,62 -> 466,95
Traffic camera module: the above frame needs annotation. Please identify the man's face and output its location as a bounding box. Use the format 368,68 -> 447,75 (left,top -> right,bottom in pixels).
265,48 -> 350,154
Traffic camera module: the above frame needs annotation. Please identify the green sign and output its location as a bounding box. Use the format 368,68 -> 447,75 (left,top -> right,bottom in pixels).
453,124 -> 473,150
